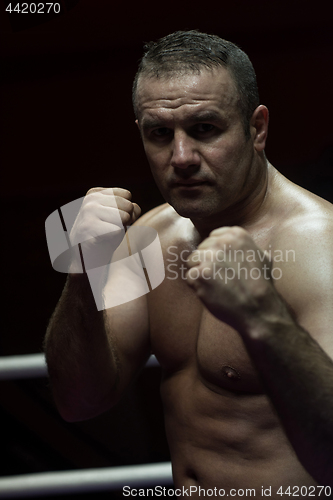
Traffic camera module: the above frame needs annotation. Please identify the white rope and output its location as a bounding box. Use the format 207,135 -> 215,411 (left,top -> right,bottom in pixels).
0,354 -> 48,380
0,462 -> 173,498
0,354 -> 159,380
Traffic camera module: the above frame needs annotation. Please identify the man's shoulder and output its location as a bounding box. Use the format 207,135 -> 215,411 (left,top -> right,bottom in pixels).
270,171 -> 333,244
264,174 -> 333,339
134,203 -> 182,232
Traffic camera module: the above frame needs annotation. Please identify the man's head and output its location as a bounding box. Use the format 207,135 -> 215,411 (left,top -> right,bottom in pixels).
133,31 -> 269,228
132,30 -> 260,138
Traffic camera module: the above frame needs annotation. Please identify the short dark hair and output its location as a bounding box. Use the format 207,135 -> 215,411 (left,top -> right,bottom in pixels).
132,30 -> 260,137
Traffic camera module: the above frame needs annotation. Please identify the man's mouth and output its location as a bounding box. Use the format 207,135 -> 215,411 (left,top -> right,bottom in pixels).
173,179 -> 208,187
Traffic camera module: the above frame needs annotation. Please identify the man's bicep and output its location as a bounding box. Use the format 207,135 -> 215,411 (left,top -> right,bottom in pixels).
281,241 -> 333,358
296,289 -> 333,359
273,221 -> 333,356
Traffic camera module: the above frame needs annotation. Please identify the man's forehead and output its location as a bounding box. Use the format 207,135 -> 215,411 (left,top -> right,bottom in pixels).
135,67 -> 239,119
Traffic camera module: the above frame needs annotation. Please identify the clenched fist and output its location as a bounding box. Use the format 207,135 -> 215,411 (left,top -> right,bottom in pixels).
186,227 -> 284,334
69,187 -> 141,274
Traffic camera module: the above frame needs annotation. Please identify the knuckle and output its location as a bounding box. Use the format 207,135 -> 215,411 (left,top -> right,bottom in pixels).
229,226 -> 243,238
86,187 -> 103,196
115,196 -> 132,209
83,200 -> 98,212
114,187 -> 132,199
122,211 -> 131,222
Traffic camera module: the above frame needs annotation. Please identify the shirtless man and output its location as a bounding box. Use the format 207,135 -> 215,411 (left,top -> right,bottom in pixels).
44,31 -> 333,497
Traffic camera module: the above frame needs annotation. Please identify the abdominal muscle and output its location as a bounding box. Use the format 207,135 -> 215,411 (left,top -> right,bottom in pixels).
160,364 -> 318,499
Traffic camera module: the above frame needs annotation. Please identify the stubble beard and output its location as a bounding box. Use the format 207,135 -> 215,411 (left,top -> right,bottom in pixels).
165,188 -> 229,221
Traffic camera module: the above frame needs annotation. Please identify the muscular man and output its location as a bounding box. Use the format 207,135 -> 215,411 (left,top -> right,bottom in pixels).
44,31 -> 333,496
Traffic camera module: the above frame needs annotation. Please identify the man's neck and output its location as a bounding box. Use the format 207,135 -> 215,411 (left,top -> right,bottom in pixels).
191,162 -> 273,240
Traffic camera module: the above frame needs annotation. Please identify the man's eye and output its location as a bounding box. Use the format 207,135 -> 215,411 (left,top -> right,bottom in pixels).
196,124 -> 215,133
152,127 -> 171,137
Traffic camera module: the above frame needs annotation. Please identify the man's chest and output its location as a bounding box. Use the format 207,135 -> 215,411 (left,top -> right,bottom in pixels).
146,219 -> 300,393
147,266 -> 265,394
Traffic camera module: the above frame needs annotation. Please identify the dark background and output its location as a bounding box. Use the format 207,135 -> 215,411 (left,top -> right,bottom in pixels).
1,0 -> 332,498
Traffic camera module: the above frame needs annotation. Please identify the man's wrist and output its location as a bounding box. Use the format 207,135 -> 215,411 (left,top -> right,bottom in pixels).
241,294 -> 295,342
245,314 -> 295,342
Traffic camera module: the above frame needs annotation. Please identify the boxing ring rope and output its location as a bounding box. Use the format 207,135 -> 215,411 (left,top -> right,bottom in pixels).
0,353 -> 159,380
0,353 -> 169,497
0,463 -> 173,498
0,354 -> 48,380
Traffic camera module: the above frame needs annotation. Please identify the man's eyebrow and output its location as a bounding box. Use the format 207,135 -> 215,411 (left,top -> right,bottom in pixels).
189,110 -> 225,123
141,117 -> 165,131
141,111 -> 224,131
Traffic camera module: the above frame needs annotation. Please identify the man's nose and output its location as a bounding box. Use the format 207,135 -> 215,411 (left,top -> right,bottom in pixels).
170,132 -> 200,169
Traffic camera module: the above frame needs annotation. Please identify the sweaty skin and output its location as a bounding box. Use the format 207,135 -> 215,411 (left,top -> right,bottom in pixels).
129,68 -> 333,497
45,67 -> 333,499
131,184 -> 332,498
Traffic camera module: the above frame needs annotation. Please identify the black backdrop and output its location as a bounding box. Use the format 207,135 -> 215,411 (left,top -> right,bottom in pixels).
0,0 -> 332,498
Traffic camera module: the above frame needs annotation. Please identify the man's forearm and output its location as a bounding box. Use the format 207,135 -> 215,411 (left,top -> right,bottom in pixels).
44,273 -> 119,422
242,315 -> 333,486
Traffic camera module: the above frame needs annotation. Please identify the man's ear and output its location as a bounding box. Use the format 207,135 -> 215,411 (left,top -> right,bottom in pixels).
251,105 -> 269,152
135,119 -> 143,140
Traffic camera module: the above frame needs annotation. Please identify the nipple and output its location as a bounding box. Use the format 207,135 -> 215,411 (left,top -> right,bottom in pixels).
222,365 -> 241,380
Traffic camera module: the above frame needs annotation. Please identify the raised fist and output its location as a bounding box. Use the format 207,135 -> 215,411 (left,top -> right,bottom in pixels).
68,187 -> 141,273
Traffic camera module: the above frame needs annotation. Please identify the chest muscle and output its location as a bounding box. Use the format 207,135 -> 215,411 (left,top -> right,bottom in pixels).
148,275 -> 264,394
